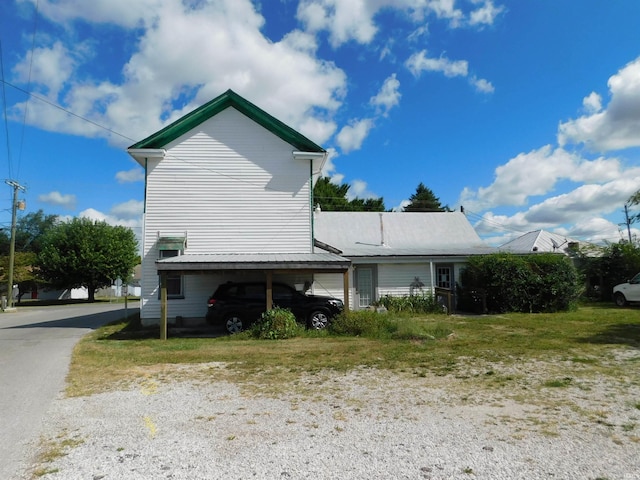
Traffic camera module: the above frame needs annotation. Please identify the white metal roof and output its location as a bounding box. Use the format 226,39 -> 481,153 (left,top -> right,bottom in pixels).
499,230 -> 580,254
313,211 -> 495,257
156,252 -> 350,272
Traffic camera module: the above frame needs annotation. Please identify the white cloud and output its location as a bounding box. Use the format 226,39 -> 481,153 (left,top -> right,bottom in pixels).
79,207 -> 143,246
370,74 -> 401,116
10,0 -> 347,148
12,41 -> 77,97
469,171 -> 640,246
522,178 -> 638,224
469,0 -> 505,27
470,76 -> 494,94
295,0 -> 499,48
297,0 -> 378,47
320,147 -> 339,177
18,0 -> 162,28
406,50 -> 468,78
582,92 -> 602,114
38,191 -> 76,209
336,118 -> 374,153
110,199 -> 144,219
116,168 -> 145,183
459,145 -> 623,211
347,179 -> 379,200
558,56 -> 640,151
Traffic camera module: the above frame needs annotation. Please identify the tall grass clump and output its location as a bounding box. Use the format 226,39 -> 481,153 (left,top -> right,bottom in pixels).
329,310 -> 397,338
250,307 -> 301,340
378,293 -> 443,314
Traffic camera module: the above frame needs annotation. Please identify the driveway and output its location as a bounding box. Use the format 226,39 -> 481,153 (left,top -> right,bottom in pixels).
0,303 -> 135,480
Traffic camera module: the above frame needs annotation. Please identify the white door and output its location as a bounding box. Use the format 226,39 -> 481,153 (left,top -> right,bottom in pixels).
356,267 -> 374,308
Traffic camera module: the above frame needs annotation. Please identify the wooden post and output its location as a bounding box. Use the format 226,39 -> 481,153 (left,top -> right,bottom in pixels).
160,273 -> 168,340
343,269 -> 350,311
266,271 -> 273,311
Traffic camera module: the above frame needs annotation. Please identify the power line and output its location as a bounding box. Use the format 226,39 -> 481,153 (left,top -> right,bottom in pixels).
0,78 -> 136,142
17,0 -> 41,181
0,40 -> 13,179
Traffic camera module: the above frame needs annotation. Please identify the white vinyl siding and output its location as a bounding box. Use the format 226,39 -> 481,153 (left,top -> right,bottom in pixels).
377,263 -> 432,298
144,108 -> 312,255
312,273 -> 345,301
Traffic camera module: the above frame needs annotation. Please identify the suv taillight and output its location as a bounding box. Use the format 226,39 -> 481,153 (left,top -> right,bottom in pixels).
207,298 -> 217,306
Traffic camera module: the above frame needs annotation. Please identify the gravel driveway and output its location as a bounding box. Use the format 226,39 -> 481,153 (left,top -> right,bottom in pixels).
26,353 -> 640,480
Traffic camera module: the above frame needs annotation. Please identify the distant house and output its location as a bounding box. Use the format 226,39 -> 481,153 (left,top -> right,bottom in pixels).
499,230 -> 581,256
127,89 -> 494,326
313,211 -> 496,309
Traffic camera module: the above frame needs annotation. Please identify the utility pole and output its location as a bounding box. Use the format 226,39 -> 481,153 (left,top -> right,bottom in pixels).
5,180 -> 26,310
624,203 -> 633,244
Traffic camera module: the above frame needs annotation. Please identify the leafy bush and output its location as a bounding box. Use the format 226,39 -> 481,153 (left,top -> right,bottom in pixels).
250,307 -> 300,340
378,293 -> 443,314
458,253 -> 580,313
329,310 -> 396,337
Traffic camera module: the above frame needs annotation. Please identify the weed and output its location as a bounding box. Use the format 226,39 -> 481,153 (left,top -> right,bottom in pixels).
543,377 -> 573,388
250,308 -> 300,340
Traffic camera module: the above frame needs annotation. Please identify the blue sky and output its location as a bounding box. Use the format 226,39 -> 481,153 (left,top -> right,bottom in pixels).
1,0 -> 640,246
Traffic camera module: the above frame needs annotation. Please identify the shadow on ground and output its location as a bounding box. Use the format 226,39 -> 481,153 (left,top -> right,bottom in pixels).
579,323 -> 640,348
104,323 -> 227,340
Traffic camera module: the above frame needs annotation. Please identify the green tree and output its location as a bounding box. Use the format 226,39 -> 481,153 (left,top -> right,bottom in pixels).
403,183 -> 448,212
313,176 -> 385,211
15,210 -> 59,254
37,218 -> 138,302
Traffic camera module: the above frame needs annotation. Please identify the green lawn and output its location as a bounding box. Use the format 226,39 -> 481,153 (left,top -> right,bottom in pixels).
66,304 -> 640,398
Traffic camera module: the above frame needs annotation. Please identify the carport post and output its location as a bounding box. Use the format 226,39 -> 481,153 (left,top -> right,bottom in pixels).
160,273 -> 168,340
343,269 -> 350,311
266,271 -> 273,311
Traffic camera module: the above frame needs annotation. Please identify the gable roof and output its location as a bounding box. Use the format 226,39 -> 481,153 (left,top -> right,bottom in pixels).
128,89 -> 325,152
313,211 -> 496,257
499,229 -> 580,254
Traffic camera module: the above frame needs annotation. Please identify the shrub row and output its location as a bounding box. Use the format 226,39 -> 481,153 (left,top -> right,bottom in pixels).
458,253 -> 580,313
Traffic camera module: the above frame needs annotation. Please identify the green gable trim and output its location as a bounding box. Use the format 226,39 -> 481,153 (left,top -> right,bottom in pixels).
128,89 -> 325,153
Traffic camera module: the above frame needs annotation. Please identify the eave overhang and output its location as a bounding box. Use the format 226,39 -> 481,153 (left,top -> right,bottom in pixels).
127,148 -> 166,167
156,252 -> 351,275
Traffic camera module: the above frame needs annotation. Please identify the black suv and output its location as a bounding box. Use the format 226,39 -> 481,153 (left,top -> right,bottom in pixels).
206,281 -> 344,334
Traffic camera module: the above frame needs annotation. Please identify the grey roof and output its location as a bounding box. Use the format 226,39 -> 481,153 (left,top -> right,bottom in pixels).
313,211 -> 495,257
499,230 -> 580,255
156,252 -> 350,273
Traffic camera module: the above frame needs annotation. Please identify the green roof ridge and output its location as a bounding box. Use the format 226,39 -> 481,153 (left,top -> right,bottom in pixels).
128,89 -> 325,152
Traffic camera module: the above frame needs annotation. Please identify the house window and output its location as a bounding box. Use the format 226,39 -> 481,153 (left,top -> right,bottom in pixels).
159,249 -> 184,298
437,267 -> 452,289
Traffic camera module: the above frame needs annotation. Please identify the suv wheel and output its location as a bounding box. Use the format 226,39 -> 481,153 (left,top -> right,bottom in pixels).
614,292 -> 627,307
308,310 -> 329,330
225,314 -> 244,334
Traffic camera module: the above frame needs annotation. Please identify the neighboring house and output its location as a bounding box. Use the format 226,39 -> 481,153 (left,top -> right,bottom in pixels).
128,90 -> 350,326
499,230 -> 581,256
313,211 -> 496,309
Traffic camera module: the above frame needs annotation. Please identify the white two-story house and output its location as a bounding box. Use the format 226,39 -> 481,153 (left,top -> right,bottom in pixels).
128,90 -> 350,327
128,89 -> 494,329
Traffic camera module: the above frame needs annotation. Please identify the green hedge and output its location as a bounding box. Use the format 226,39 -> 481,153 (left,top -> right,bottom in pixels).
458,253 -> 580,313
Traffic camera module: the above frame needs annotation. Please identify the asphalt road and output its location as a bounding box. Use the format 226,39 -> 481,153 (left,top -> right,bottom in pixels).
0,302 -> 136,480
